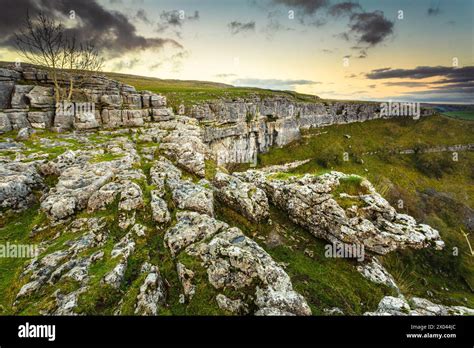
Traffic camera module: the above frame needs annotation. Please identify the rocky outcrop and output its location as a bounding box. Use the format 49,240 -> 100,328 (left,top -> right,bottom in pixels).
235,170 -> 444,255
134,263 -> 167,315
195,98 -> 435,165
165,212 -> 311,315
213,171 -> 269,222
365,296 -> 474,316
0,66 -> 171,133
0,161 -> 44,210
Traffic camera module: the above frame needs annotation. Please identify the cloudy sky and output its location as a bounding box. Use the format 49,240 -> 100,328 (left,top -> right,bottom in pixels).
0,0 -> 473,103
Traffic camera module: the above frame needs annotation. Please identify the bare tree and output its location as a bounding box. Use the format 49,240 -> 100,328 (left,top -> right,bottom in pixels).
15,12 -> 103,103
63,38 -> 104,100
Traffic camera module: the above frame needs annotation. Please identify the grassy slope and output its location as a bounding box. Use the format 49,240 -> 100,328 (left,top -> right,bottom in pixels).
239,114 -> 474,308
442,111 -> 474,121
105,72 -> 320,110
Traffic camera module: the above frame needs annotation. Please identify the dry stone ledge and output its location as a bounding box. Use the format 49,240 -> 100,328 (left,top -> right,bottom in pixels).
0,67 -> 170,131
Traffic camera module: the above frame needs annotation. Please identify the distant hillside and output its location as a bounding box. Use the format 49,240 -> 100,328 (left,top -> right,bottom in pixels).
0,61 -> 320,110
104,71 -> 320,110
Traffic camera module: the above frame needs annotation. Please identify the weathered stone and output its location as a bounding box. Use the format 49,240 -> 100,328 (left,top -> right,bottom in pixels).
164,211 -> 227,256
26,86 -> 55,108
0,112 -> 12,133
100,94 -> 122,108
164,209 -> 311,316
27,111 -> 54,129
11,85 -> 34,109
236,170 -> 444,255
41,162 -> 117,221
118,181 -> 144,211
16,127 -> 34,140
213,171 -> 269,222
74,110 -> 100,130
150,95 -> 166,107
150,190 -> 171,224
357,257 -> 399,292
0,68 -> 21,81
103,260 -> 127,289
135,265 -> 166,315
122,109 -> 144,127
101,109 -> 122,128
7,111 -> 30,129
176,262 -> 196,300
151,108 -> 173,121
216,294 -> 248,314
0,81 -> 14,109
0,161 -> 43,210
365,296 -> 474,316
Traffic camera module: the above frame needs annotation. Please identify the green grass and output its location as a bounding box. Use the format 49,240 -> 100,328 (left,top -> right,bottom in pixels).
442,111 -> 474,121
255,115 -> 474,168
0,205 -> 46,314
90,153 -> 124,163
244,114 -> 474,308
204,159 -> 218,181
0,129 -> 85,161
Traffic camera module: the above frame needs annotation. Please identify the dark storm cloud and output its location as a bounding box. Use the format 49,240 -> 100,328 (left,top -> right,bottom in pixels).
156,10 -> 200,33
368,66 -> 474,103
383,81 -> 429,87
328,1 -> 361,17
366,66 -> 474,82
0,0 -> 182,54
135,9 -> 151,24
348,10 -> 394,46
228,21 -> 256,35
157,11 -> 182,31
271,0 -> 329,15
